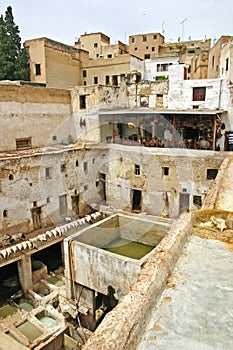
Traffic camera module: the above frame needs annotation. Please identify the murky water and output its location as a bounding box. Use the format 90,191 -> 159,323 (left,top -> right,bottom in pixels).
103,238 -> 154,259
46,276 -> 64,287
17,321 -> 42,342
38,316 -> 58,328
17,298 -> 34,312
0,304 -> 21,323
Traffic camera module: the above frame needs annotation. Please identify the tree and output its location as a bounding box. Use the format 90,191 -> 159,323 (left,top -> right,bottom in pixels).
0,6 -> 30,81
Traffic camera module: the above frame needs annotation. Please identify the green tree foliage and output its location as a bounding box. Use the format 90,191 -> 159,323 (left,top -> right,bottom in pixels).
0,6 -> 30,81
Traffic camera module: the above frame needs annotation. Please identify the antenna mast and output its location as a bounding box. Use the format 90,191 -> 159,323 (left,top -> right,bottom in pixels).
180,18 -> 187,41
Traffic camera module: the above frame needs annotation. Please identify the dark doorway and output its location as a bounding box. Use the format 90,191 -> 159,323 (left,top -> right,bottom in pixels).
32,242 -> 63,272
31,206 -> 42,230
72,195 -> 79,216
132,189 -> 142,211
0,262 -> 20,305
98,173 -> 106,200
179,193 -> 190,214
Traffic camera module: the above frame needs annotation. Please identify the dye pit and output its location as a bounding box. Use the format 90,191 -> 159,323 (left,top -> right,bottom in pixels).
103,238 -> 154,260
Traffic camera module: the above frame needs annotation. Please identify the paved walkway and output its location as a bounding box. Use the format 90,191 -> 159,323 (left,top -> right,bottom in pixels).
138,235 -> 233,350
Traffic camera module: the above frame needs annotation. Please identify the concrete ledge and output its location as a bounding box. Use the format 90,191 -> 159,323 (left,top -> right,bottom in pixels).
81,213 -> 193,350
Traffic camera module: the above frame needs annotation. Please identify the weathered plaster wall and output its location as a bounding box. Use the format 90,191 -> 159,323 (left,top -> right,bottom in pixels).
0,84 -> 72,151
0,145 -> 109,236
100,145 -> 225,217
128,80 -> 168,108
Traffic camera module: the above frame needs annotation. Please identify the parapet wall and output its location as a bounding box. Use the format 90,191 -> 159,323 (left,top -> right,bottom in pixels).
82,212 -> 193,350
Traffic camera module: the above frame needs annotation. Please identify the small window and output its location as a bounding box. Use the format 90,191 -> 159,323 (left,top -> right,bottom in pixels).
60,163 -> 66,172
107,54 -> 112,58
94,76 -> 98,84
144,54 -> 150,59
16,137 -> 32,150
92,158 -> 95,164
153,35 -> 157,40
8,173 -> 14,181
193,195 -> 202,207
83,161 -> 88,173
143,36 -> 147,42
35,64 -> 41,75
33,201 -> 37,207
84,81 -> 87,86
105,75 -> 110,84
152,47 -> 155,51
52,135 -> 57,141
226,58 -> 229,71
45,167 -> 52,179
207,169 -> 218,180
212,56 -> 215,69
3,209 -> 8,218
193,87 -> 206,101
131,37 -> 135,43
146,46 -> 149,49
135,164 -> 140,176
80,95 -> 86,109
46,197 -> 50,203
162,167 -> 169,176
94,43 -> 98,48
83,70 -> 87,78
134,47 -> 138,51
76,160 -> 79,167
84,185 -> 88,191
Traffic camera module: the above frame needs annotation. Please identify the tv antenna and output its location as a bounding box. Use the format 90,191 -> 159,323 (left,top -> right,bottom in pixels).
180,18 -> 187,41
162,21 -> 165,35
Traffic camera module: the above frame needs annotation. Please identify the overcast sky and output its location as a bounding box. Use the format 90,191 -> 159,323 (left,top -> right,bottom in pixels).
0,0 -> 232,46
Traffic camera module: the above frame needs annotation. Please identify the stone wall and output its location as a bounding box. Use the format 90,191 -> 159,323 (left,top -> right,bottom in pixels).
81,212 -> 193,350
0,84 -> 72,152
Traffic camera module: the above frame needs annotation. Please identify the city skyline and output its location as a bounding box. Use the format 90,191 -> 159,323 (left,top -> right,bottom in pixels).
0,0 -> 233,46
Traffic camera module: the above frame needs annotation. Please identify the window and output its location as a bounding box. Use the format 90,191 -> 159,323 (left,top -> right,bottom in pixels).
33,201 -> 37,207
157,64 -> 168,72
212,56 -> 215,69
162,167 -> 169,176
226,58 -> 229,71
83,70 -> 87,78
60,163 -> 66,172
135,164 -> 140,176
146,46 -> 149,49
3,209 -> 8,218
76,160 -> 79,166
84,185 -> 88,191
46,197 -> 50,203
92,158 -> 95,164
107,54 -> 112,58
94,76 -> 98,84
8,174 -> 14,181
16,137 -> 32,150
144,54 -> 150,59
83,161 -> 88,173
132,37 -> 135,43
84,81 -> 87,86
79,95 -> 86,109
134,47 -> 138,51
35,64 -> 41,75
152,47 -> 155,52
142,36 -> 147,42
94,43 -> 98,48
45,167 -> 52,179
193,195 -> 202,207
105,75 -> 110,84
52,135 -> 57,141
207,169 -> 218,180
193,87 -> 206,101
153,35 -> 157,40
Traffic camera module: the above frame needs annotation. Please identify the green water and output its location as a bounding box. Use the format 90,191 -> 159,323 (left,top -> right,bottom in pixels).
46,276 -> 64,287
38,316 -> 58,328
0,304 -> 21,323
103,238 -> 154,260
18,299 -> 34,312
17,321 -> 42,342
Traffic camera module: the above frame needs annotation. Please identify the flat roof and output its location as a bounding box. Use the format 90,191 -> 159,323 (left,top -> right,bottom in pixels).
99,108 -> 226,116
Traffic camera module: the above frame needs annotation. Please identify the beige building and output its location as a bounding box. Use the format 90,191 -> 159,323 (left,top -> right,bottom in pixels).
25,37 -> 89,89
129,32 -> 164,59
207,36 -> 231,79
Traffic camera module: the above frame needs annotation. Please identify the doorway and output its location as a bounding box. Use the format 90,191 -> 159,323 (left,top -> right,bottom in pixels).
132,189 -> 142,211
59,195 -> 67,217
179,193 -> 190,214
31,206 -> 42,230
